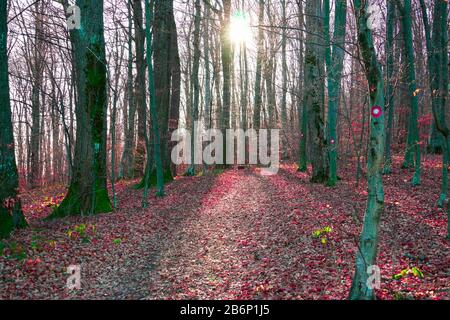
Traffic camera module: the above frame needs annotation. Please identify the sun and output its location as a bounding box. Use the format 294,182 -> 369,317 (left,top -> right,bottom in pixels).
229,11 -> 253,45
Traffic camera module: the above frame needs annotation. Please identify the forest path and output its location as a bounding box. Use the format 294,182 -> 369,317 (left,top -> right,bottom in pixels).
143,167 -> 356,299
1,159 -> 449,299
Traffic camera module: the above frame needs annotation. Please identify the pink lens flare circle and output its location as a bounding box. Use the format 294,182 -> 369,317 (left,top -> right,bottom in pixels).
371,105 -> 382,118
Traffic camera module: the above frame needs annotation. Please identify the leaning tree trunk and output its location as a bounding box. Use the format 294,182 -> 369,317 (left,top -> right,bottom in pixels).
397,0 -> 421,186
305,0 -> 328,183
349,0 -> 386,300
325,0 -> 347,186
48,0 -> 112,219
0,1 -> 28,238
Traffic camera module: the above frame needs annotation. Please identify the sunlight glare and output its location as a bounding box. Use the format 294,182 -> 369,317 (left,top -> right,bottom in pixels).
229,11 -> 253,45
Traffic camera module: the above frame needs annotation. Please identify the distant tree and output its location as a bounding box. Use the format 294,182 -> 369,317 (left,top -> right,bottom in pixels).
28,1 -> 45,189
220,0 -> 232,168
119,0 -> 137,180
420,0 -> 449,237
384,0 -> 395,174
185,0 -> 201,176
396,0 -> 421,185
253,0 -> 264,133
134,0 -> 147,178
297,0 -> 307,172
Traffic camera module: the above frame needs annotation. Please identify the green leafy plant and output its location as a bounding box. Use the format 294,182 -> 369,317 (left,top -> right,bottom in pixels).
312,226 -> 333,245
67,224 -> 92,244
393,267 -> 424,280
113,238 -> 122,246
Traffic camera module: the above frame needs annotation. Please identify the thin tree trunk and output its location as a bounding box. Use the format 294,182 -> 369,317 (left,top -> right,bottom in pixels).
220,0 -> 232,168
143,0 -> 164,203
349,0 -> 386,300
325,0 -> 347,186
134,0 -> 147,178
396,0 -> 421,186
253,0 -> 264,132
384,0 -> 395,174
186,0 -> 201,176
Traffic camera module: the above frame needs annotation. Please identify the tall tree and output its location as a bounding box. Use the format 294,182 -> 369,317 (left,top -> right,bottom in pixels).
304,0 -> 328,183
297,0 -> 307,172
0,0 -> 27,238
49,0 -> 112,218
119,0 -> 136,180
138,0 -> 179,188
349,0 -> 386,300
143,0 -> 164,202
280,0 -> 288,157
396,0 -> 421,186
168,0 -> 181,178
324,0 -> 347,186
185,0 -> 201,176
134,0 -> 147,177
253,0 -> 264,132
220,0 -> 232,167
384,0 -> 395,174
29,1 -> 45,188
420,0 -> 449,236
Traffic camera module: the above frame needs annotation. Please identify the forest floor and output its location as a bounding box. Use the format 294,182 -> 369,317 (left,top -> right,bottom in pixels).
0,155 -> 449,300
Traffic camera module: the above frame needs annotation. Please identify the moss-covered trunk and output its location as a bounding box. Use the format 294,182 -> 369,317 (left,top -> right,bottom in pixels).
143,0 -> 164,199
139,0 -> 177,189
349,0 -> 386,300
49,0 -> 111,219
0,1 -> 28,238
397,0 -> 421,186
420,0 -> 449,234
305,0 -> 328,183
325,0 -> 347,186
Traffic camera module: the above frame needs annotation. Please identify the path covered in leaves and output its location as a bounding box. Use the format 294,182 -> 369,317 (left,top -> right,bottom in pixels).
0,156 -> 449,299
